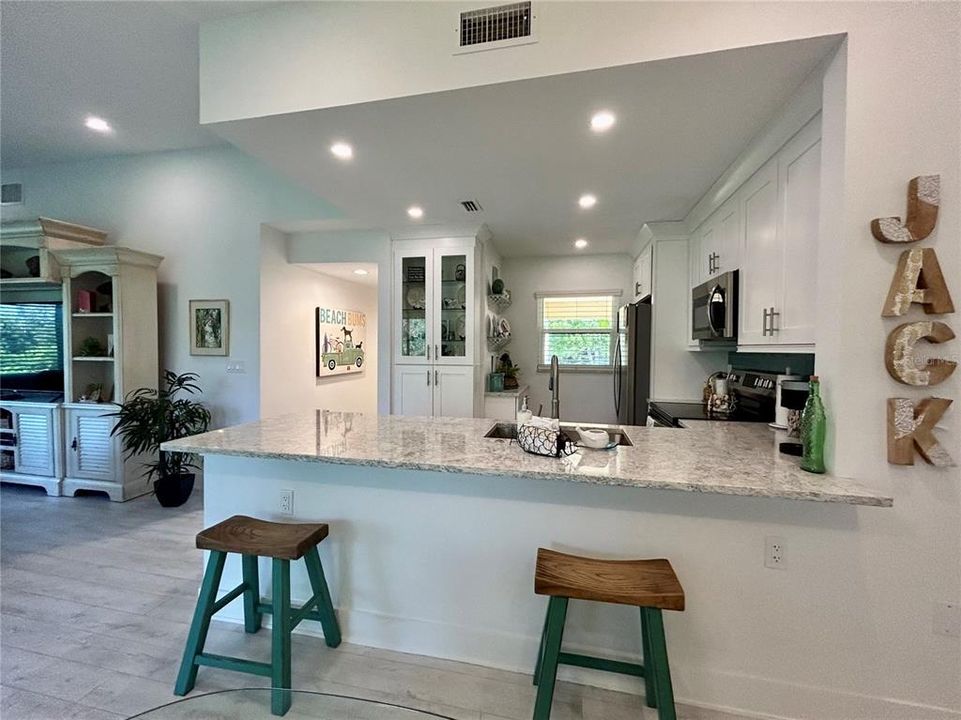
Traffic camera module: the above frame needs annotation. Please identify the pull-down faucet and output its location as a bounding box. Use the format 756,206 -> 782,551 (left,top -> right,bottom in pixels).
549,354 -> 560,419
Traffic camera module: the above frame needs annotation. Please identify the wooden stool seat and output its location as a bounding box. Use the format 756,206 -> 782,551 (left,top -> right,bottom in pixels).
197,515 -> 329,560
176,516 -> 341,716
532,548 -> 685,720
534,548 -> 685,610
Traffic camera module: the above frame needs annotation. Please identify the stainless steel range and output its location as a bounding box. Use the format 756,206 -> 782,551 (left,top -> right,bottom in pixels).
647,370 -> 781,427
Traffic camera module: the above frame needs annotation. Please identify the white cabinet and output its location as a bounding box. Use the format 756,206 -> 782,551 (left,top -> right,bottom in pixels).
738,116 -> 820,348
392,238 -> 478,418
65,406 -> 116,483
433,366 -> 474,418
738,157 -> 780,346
633,245 -> 653,301
391,365 -> 433,417
693,196 -> 740,285
776,119 -> 821,344
0,403 -> 63,496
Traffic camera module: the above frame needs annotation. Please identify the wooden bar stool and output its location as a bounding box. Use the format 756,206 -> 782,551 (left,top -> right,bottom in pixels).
531,548 -> 685,720
174,515 -> 341,716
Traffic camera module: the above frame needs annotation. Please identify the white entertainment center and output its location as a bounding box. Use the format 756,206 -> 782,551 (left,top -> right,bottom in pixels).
0,218 -> 162,501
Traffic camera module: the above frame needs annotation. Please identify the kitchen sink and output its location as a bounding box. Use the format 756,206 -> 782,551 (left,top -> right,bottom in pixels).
483,422 -> 633,447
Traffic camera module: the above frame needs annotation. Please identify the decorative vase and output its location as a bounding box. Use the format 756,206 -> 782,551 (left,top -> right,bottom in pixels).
455,264 -> 466,281
154,472 -> 195,507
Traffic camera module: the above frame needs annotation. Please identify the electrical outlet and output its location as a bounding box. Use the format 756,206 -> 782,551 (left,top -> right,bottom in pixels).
279,489 -> 293,515
764,536 -> 786,569
226,360 -> 246,374
933,602 -> 960,638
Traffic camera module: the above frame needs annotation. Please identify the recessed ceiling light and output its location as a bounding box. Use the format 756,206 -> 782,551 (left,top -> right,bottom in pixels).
578,194 -> 597,209
590,110 -> 616,133
84,115 -> 112,133
353,268 -> 369,276
407,206 -> 424,219
330,142 -> 353,160
574,238 -> 589,249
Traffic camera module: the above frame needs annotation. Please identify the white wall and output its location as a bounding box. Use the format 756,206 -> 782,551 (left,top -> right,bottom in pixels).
0,146 -> 337,426
501,254 -> 631,425
198,5 -> 961,717
260,228 -> 378,419
286,231 -> 392,415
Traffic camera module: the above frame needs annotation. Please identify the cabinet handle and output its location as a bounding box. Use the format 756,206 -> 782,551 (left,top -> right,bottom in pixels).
769,307 -> 780,334
426,344 -> 430,360
435,344 -> 439,361
435,369 -> 439,385
762,308 -> 770,336
71,438 -> 78,451
635,282 -> 641,296
427,370 -> 430,386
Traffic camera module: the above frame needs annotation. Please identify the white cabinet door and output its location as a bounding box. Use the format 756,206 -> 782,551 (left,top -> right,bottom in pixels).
394,249 -> 433,365
776,117 -> 821,345
391,365 -> 433,417
739,158 -> 780,346
634,245 -> 652,300
433,248 -> 473,365
688,229 -> 704,289
714,196 -> 740,276
66,407 -> 116,482
14,409 -> 55,477
433,366 -> 474,418
699,219 -> 718,282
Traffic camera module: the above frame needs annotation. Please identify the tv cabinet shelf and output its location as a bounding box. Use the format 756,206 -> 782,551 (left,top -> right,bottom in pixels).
72,356 -> 114,362
72,312 -> 113,318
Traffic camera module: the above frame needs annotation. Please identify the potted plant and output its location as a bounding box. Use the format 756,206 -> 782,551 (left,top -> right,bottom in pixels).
109,370 -> 212,507
497,352 -> 521,390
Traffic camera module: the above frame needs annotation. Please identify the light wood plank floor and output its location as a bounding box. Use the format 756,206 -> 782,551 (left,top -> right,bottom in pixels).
0,484 -> 750,720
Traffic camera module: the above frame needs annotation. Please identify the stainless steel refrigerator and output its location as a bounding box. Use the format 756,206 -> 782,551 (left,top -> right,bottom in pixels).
614,300 -> 652,425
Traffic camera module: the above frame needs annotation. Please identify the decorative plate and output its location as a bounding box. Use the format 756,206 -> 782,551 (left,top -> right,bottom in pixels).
406,286 -> 426,309
498,317 -> 511,336
456,285 -> 467,308
456,316 -> 466,340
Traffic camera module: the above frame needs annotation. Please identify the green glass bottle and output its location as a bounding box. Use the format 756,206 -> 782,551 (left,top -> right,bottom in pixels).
800,375 -> 826,474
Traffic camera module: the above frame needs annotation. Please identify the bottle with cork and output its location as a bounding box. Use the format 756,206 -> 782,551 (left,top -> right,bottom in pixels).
800,375 -> 826,473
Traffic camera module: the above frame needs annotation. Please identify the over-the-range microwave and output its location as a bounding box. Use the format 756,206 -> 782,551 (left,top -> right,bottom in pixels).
691,270 -> 738,342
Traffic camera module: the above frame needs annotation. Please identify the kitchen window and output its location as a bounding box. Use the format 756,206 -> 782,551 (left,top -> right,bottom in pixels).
536,292 -> 620,371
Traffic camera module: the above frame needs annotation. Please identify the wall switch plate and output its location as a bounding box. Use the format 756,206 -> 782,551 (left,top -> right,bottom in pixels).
226,360 -> 246,374
279,489 -> 293,515
933,601 -> 960,638
764,536 -> 786,569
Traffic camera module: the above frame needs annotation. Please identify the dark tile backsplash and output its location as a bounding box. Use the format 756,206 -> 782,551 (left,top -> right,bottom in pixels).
728,352 -> 815,377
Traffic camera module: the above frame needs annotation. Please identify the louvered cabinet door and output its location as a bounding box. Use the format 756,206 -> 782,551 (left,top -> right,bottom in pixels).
66,408 -> 116,482
13,410 -> 55,477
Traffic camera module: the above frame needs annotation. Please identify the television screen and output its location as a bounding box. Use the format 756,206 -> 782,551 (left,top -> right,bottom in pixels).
0,302 -> 65,392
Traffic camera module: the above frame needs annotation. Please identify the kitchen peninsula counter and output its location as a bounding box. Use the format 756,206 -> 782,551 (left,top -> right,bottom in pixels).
164,410 -> 891,507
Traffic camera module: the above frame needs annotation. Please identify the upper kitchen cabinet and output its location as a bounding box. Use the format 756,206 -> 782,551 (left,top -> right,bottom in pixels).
393,239 -> 476,366
691,196 -> 740,286
392,237 -> 479,419
633,244 -> 653,301
739,116 -> 821,348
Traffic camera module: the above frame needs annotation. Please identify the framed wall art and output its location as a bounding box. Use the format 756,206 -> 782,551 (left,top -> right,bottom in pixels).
189,299 -> 229,356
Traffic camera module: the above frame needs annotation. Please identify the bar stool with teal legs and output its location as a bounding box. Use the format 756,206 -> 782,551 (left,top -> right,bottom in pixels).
531,548 -> 685,720
174,515 -> 341,716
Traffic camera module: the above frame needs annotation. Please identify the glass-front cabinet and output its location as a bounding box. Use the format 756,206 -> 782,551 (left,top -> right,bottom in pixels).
393,241 -> 474,367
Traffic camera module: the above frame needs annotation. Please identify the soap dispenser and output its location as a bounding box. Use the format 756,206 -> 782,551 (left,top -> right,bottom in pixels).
516,396 -> 533,426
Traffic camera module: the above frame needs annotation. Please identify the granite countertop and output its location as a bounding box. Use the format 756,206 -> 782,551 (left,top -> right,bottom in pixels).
485,384 -> 528,397
163,411 -> 892,507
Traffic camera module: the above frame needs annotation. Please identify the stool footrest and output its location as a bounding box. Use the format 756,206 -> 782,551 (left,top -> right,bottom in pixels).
195,652 -> 273,678
557,652 -> 645,677
211,583 -> 249,614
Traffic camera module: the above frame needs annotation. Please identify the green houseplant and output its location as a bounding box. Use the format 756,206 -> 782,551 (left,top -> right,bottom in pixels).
109,370 -> 212,507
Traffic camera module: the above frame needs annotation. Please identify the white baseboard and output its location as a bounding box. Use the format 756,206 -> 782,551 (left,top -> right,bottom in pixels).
213,597 -> 960,720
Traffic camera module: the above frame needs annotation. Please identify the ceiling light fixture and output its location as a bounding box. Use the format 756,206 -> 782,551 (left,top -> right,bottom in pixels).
330,142 -> 353,160
574,238 -> 589,249
353,268 -> 369,276
407,206 -> 424,219
84,115 -> 112,133
578,194 -> 597,209
590,110 -> 616,133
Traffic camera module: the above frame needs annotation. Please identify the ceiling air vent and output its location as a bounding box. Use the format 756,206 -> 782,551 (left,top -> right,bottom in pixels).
455,2 -> 537,54
460,200 -> 484,213
1,183 -> 23,206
